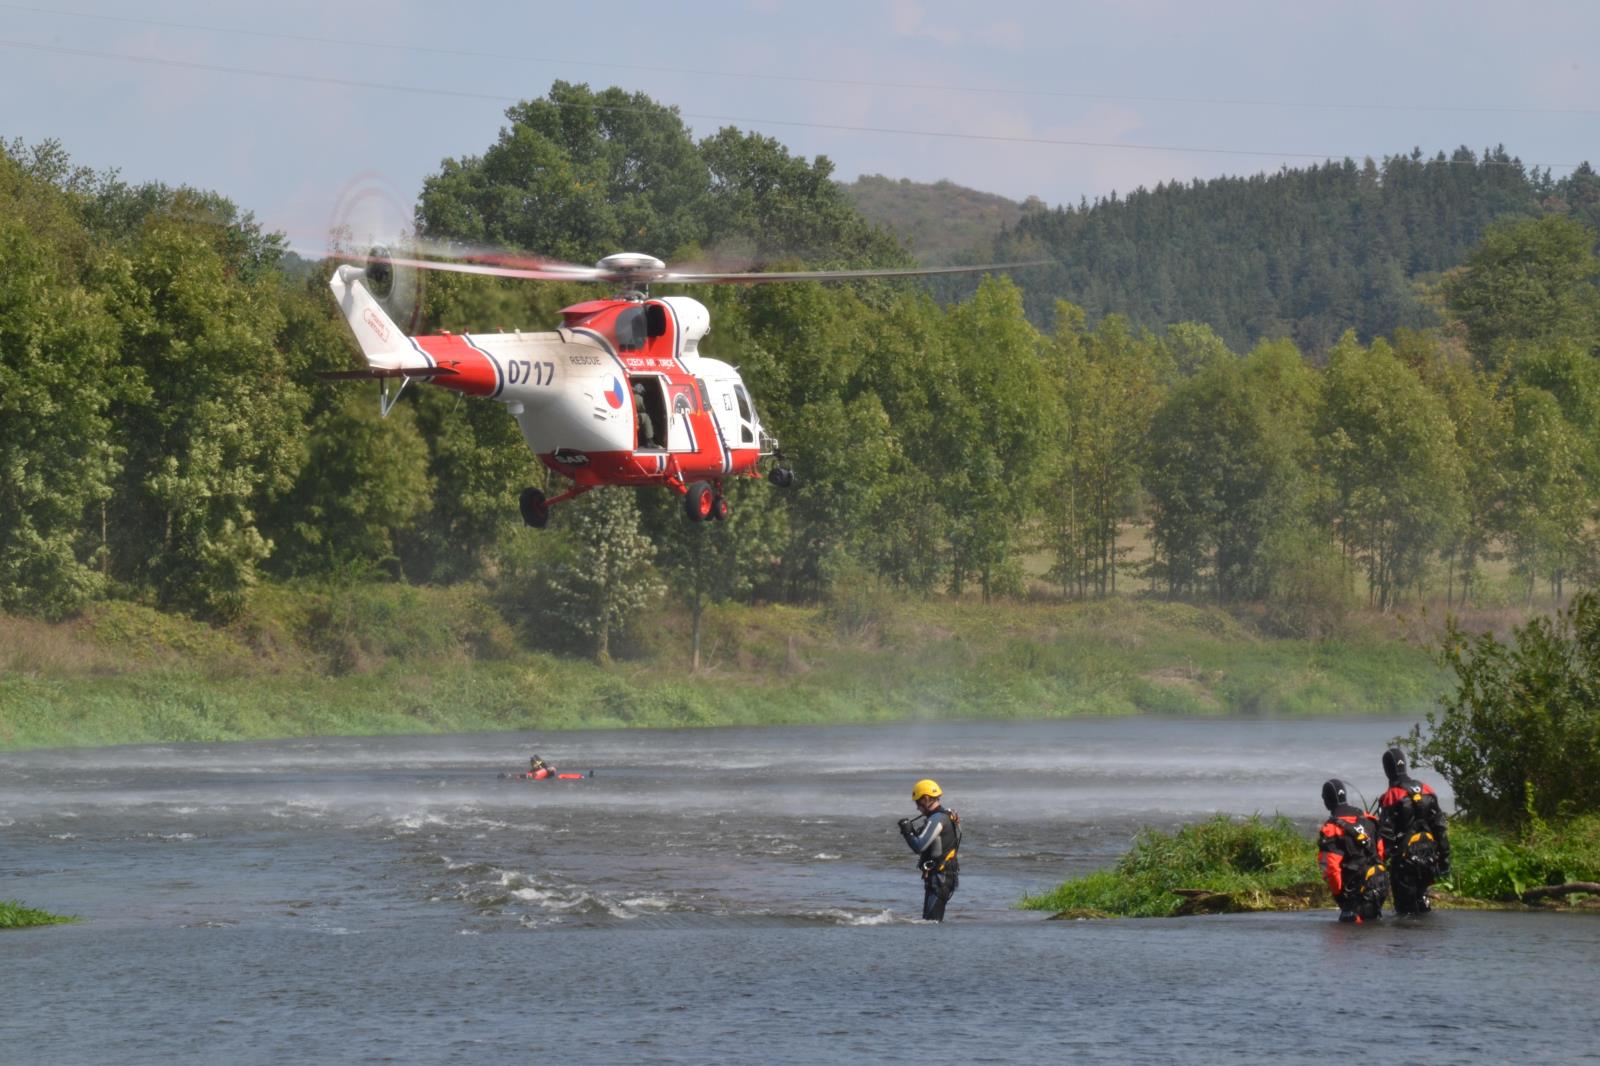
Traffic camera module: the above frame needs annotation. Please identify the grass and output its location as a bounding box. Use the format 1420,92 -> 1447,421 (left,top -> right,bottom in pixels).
0,900 -> 75,929
1448,815 -> 1600,901
1019,814 -> 1600,917
1019,815 -> 1322,917
1,582 -> 1449,750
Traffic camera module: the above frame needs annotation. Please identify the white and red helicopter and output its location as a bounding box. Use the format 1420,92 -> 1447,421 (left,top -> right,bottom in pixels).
325,244 -> 1031,528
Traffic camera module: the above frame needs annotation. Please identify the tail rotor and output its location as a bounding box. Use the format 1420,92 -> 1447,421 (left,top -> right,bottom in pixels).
326,176 -> 424,334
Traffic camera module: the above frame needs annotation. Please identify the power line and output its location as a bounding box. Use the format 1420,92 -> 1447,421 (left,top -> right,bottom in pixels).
5,1 -> 1599,120
0,37 -> 1585,171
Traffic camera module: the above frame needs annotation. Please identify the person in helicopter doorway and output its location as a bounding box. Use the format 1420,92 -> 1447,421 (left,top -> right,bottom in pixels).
899,779 -> 960,922
1377,747 -> 1451,914
1318,778 -> 1389,923
633,380 -> 659,449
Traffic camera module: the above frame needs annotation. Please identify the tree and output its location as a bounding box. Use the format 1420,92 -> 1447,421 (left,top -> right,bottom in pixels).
1501,386 -> 1591,604
852,289 -> 959,592
1043,307 -> 1162,598
403,386 -> 542,582
940,277 -> 1058,599
263,395 -> 433,577
776,392 -> 898,601
1146,358 -> 1303,601
103,206 -> 307,620
1394,328 -> 1508,606
1161,321 -> 1233,379
1444,215 -> 1600,364
0,174 -> 119,618
1416,590 -> 1600,825
534,489 -> 663,662
1317,333 -> 1465,609
647,479 -> 785,670
699,127 -> 907,267
418,81 -> 709,262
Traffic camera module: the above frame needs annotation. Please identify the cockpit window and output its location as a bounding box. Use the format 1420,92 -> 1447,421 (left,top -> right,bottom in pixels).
646,303 -> 669,338
615,306 -> 646,351
734,385 -> 756,444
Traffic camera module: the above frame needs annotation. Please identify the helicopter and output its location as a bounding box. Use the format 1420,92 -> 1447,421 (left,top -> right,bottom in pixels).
325,244 -> 1035,528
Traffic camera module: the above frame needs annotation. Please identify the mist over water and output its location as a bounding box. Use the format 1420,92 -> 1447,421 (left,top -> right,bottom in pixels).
4,718 -> 1593,1065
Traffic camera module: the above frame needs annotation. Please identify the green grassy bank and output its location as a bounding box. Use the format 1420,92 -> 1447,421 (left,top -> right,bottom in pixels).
1020,814 -> 1600,917
1,583 -> 1446,750
0,900 -> 75,929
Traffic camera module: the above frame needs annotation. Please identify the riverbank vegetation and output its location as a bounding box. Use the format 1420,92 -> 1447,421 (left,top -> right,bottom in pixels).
1019,814 -> 1600,918
0,585 -> 1443,749
0,900 -> 74,929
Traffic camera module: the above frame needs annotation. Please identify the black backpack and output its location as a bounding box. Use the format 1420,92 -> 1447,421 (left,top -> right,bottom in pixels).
1389,784 -> 1444,878
1336,814 -> 1388,914
1349,858 -> 1390,915
1396,827 -> 1442,878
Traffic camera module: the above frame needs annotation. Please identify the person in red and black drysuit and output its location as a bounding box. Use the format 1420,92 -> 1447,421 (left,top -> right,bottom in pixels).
1376,747 -> 1450,914
1318,778 -> 1388,923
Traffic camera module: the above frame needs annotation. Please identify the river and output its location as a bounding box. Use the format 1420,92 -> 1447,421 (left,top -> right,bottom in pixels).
3,718 -> 1596,1064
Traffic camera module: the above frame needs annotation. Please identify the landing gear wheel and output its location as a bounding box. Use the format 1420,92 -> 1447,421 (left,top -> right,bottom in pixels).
712,495 -> 730,522
685,482 -> 715,522
519,487 -> 549,529
767,467 -> 794,488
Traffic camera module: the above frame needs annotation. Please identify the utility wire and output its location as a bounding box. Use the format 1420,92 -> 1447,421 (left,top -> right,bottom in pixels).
0,37 -> 1584,171
4,1 -> 1599,119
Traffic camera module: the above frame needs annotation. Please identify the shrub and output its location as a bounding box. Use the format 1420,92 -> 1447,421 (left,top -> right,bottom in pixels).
1447,815 -> 1600,900
1412,589 -> 1600,825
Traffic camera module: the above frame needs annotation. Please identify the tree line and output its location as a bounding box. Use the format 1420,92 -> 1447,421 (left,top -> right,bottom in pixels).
3,83 -> 1598,662
984,147 -> 1600,354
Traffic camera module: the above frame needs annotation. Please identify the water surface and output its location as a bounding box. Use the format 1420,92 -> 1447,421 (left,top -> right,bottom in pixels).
4,718 -> 1594,1064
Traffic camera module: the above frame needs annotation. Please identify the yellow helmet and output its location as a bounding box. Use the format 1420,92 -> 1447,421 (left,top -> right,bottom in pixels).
912,779 -> 942,802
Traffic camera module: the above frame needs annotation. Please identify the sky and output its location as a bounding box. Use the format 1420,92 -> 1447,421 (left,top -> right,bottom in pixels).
3,0 -> 1599,256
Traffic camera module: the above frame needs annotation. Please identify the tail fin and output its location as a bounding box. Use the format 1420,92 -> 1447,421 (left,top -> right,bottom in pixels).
330,265 -> 411,366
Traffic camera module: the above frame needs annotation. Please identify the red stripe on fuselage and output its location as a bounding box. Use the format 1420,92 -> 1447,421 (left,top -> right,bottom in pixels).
413,335 -> 500,397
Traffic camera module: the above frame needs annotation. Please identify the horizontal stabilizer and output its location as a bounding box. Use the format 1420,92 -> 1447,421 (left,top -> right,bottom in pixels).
317,366 -> 458,381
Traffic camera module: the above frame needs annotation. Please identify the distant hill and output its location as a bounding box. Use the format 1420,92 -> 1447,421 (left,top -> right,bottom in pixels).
985,148 -> 1600,353
840,174 -> 1044,265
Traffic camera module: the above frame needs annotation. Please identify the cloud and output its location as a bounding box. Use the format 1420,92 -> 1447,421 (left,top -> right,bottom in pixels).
885,0 -> 959,46
884,0 -> 1024,51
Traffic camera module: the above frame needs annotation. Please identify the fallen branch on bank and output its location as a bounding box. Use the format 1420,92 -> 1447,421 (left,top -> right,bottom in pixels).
1521,881 -> 1600,903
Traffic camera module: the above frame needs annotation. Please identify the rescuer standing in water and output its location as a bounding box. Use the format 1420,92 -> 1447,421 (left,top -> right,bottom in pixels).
1317,778 -> 1388,923
1377,747 -> 1451,914
899,779 -> 960,921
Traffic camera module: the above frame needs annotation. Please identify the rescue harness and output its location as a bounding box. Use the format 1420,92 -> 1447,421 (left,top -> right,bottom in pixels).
918,809 -> 961,902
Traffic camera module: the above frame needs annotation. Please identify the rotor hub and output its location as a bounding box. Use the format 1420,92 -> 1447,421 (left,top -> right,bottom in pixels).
596,252 -> 668,282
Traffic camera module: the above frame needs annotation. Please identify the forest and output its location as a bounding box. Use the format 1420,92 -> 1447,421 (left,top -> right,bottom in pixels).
990,147 -> 1600,353
3,81 -> 1599,666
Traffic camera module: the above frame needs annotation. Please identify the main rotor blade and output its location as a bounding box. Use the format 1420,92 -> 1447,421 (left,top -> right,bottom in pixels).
336,250 -> 610,283
332,247 -> 1051,287
657,260 -> 1053,284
